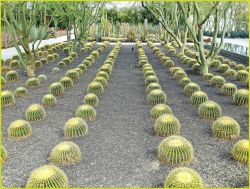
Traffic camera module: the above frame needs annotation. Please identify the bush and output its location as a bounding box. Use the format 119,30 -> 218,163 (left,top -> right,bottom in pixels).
198,101 -> 221,120
191,91 -> 208,106
83,93 -> 99,107
221,83 -> 237,96
6,70 -> 19,81
8,119 -> 32,140
14,87 -> 28,97
64,117 -> 88,138
42,94 -> 57,107
151,104 -> 172,119
1,90 -> 15,107
87,81 -> 104,96
231,139 -> 249,163
60,77 -> 73,89
155,114 -> 180,136
25,104 -> 46,122
26,78 -> 40,88
147,89 -> 167,106
76,104 -> 96,121
210,76 -> 226,88
233,89 -> 248,106
183,83 -> 200,96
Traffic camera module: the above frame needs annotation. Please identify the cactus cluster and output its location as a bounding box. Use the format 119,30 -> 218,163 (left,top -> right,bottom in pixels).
49,82 -> 65,96
231,139 -> 249,163
42,94 -> 57,107
87,81 -> 104,96
6,70 -> 19,81
191,91 -> 208,106
154,114 -> 180,136
83,93 -> 99,107
76,104 -> 96,121
8,119 -> 32,140
221,83 -> 237,96
183,83 -> 200,96
25,104 -> 46,122
64,117 -> 88,138
14,87 -> 28,97
26,77 -> 40,88
60,77 -> 73,89
233,89 -> 248,106
1,90 -> 15,107
147,89 -> 167,106
151,104 -> 172,119
198,101 -> 221,120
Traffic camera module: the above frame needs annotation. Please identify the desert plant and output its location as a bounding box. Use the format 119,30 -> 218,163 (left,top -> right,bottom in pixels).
218,64 -> 230,73
52,67 -> 60,73
10,60 -> 20,69
164,60 -> 175,68
62,57 -> 72,65
34,61 -> 42,68
74,68 -> 83,76
233,89 -> 248,106
83,60 -> 92,67
53,53 -> 59,60
60,77 -> 73,89
179,77 -> 191,88
183,83 -> 200,96
210,76 -> 226,88
147,89 -> 167,106
236,70 -> 248,82
2,77 -> 7,88
221,83 -> 237,96
96,71 -> 109,81
26,165 -> 68,187
170,67 -> 183,75
26,78 -> 40,88
25,104 -> 46,122
42,94 -> 57,107
212,116 -> 240,140
1,90 -> 15,107
151,104 -> 172,119
229,61 -> 237,67
14,87 -> 28,97
144,70 -> 156,79
235,64 -> 245,71
93,76 -> 108,88
65,69 -> 80,81
49,82 -> 65,96
210,60 -> 221,68
146,83 -> 162,94
47,54 -> 55,62
40,58 -> 48,65
83,93 -> 99,107
157,135 -> 193,164
8,119 -> 32,140
6,70 -> 19,81
203,73 -> 213,82
145,75 -> 158,86
76,105 -> 96,121
70,52 -> 78,59
57,61 -> 66,68
191,91 -> 208,106
64,117 -> 88,138
198,101 -> 222,120
155,114 -> 180,136
192,63 -> 201,74
37,74 -> 47,83
87,81 -> 104,96
174,70 -> 187,81
99,65 -> 113,75
77,64 -> 87,73
231,139 -> 249,163
224,69 -> 237,77
1,146 -> 8,163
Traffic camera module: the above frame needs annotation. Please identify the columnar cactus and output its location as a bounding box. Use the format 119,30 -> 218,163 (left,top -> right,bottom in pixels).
76,104 -> 96,121
87,81 -> 104,96
151,104 -> 172,119
50,142 -> 81,165
198,101 -> 222,120
173,70 -> 187,81
221,83 -> 237,96
1,146 -> 8,163
8,119 -> 32,140
236,70 -> 248,82
60,77 -> 73,89
42,94 -> 57,107
6,70 -> 19,81
49,82 -> 65,96
65,69 -> 80,81
14,87 -> 28,97
157,135 -> 193,164
191,91 -> 208,106
64,117 -> 88,138
83,93 -> 99,107
231,139 -> 249,163
210,76 -> 226,88
37,74 -> 47,83
93,76 -> 108,88
1,90 -> 15,107
154,114 -> 180,136
164,167 -> 204,188
25,104 -> 46,122
147,89 -> 167,106
183,83 -> 200,96
26,165 -> 69,187
233,89 -> 248,106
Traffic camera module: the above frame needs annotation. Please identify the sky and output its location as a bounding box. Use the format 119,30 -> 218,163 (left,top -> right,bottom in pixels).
106,1 -> 138,9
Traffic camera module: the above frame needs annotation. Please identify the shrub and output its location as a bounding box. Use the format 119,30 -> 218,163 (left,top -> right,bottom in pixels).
87,81 -> 104,96
231,139 -> 249,163
212,116 -> 240,140
2,77 -> 7,88
191,91 -> 208,106
83,93 -> 99,107
50,141 -> 81,165
26,165 -> 68,187
198,101 -> 221,120
147,89 -> 167,106
146,82 -> 161,94
14,87 -> 28,97
221,83 -> 237,96
64,117 -> 88,138
40,58 -> 48,64
60,77 -> 73,89
96,71 -> 109,81
210,76 -> 226,88
76,105 -> 96,121
173,70 -> 187,81
164,167 -> 204,188
25,104 -> 46,122
183,83 -> 200,96
1,90 -> 15,107
49,82 -> 65,96
236,70 -> 248,82
145,75 -> 158,86
235,64 -> 245,71
26,77 -> 40,88
233,89 -> 248,106
10,60 -> 20,69
151,104 -> 172,119
93,76 -> 108,88
65,69 -> 80,81
8,119 -> 32,140
42,94 -> 57,107
155,114 -> 180,136
6,70 -> 19,81
158,135 -> 193,164
1,146 -> 8,163
37,74 -> 47,83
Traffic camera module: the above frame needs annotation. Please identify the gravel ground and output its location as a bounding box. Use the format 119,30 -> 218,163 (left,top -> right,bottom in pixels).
2,44 -> 248,188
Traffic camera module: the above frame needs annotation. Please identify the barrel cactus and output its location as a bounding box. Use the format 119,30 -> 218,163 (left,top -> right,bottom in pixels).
6,70 -> 19,81
1,90 -> 15,107
183,83 -> 200,96
1,146 -> 8,163
224,69 -> 237,77
37,74 -> 47,83
25,104 -> 46,122
26,78 -> 40,88
57,61 -> 66,68
70,52 -> 78,59
99,65 -> 112,75
164,60 -> 174,68
144,70 -> 156,79
64,117 -> 88,138
155,114 -> 180,137
198,101 -> 222,120
146,82 -> 161,94
2,76 -> 7,88
40,58 -> 48,64
192,63 -> 201,74
34,60 -> 42,68
221,83 -> 237,96
173,70 -> 187,81
218,64 -> 230,73
231,139 -> 249,163
87,81 -> 104,96
210,76 -> 226,88
203,73 -> 213,82
50,141 -> 81,165
42,94 -> 57,107
158,135 -> 193,164
233,89 -> 248,106
147,89 -> 167,106
83,93 -> 99,107
236,70 -> 248,82
164,167 -> 204,188
76,104 -> 96,121
10,60 -> 20,69
65,69 -> 80,81
8,119 -> 32,140
62,57 -> 71,64
26,165 -> 68,187
170,67 -> 183,75
96,71 -> 109,81
49,82 -> 64,96
191,91 -> 208,106
179,77 -> 191,88
60,77 -> 73,89
52,67 -> 60,73
145,75 -> 158,86
77,64 -> 87,73
235,64 -> 245,71
151,104 -> 172,119
93,76 -> 108,88
14,87 -> 28,97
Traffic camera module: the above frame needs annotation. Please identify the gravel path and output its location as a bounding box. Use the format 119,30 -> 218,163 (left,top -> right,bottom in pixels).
2,45 -> 248,188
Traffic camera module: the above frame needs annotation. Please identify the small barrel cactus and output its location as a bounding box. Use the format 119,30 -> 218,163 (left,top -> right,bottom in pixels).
40,58 -> 48,64
147,89 -> 167,106
34,60 -> 42,68
83,93 -> 99,107
49,82 -> 65,96
218,64 -> 230,73
37,74 -> 47,83
191,91 -> 208,106
8,119 -> 32,140
2,76 -> 7,88
26,165 -> 68,187
42,94 -> 57,107
173,70 -> 187,81
158,135 -> 193,164
1,146 -> 8,163
151,104 -> 172,119
210,76 -> 226,88
6,70 -> 19,81
179,77 -> 191,88
14,87 -> 28,97
76,104 -> 96,121
60,77 -> 73,89
93,76 -> 108,88
57,61 -> 66,68
10,60 -> 20,69
170,67 -> 183,75
224,69 -> 237,77
154,114 -> 180,136
64,117 -> 88,138
78,64 -> 87,73
146,82 -> 161,94
203,73 -> 213,82
25,104 -> 46,122
47,54 -> 55,62
74,68 -> 83,76
235,64 -> 245,71
65,69 -> 80,81
145,75 -> 158,86
99,65 -> 112,75
198,101 -> 222,120
50,141 -> 81,165
87,81 -> 104,96
26,77 -> 40,88
233,89 -> 248,106
183,83 -> 200,96
221,83 -> 237,96
164,60 -> 174,68
1,90 -> 15,107
192,63 -> 201,74
212,116 -> 240,140
231,139 -> 249,163
70,52 -> 78,59
144,70 -> 156,79
236,70 -> 248,82
164,167 -> 204,188
52,67 -> 60,73
62,57 -> 71,64
96,71 -> 109,81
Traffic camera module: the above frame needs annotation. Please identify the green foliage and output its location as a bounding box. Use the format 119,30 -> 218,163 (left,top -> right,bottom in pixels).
147,89 -> 167,106
236,70 -> 248,82
233,89 -> 248,106
87,81 -> 104,96
210,76 -> 226,88
221,83 -> 237,96
42,94 -> 57,107
8,119 -> 32,140
1,90 -> 15,107
198,101 -> 222,120
64,117 -> 88,138
6,70 -> 19,81
146,82 -> 161,94
154,114 -> 180,136
83,93 -> 99,107
37,74 -> 47,83
179,77 -> 191,88
151,104 -> 172,119
25,104 -> 46,122
60,77 -> 73,89
1,146 -> 8,163
26,77 -> 40,88
14,87 -> 28,97
49,82 -> 65,96
65,69 -> 80,81
212,116 -> 240,140
183,83 -> 200,96
191,91 -> 208,106
231,139 -> 249,163
76,105 -> 96,121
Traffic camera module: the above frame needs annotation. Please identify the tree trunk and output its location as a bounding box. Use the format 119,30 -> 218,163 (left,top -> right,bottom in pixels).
200,61 -> 209,75
27,64 -> 35,77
